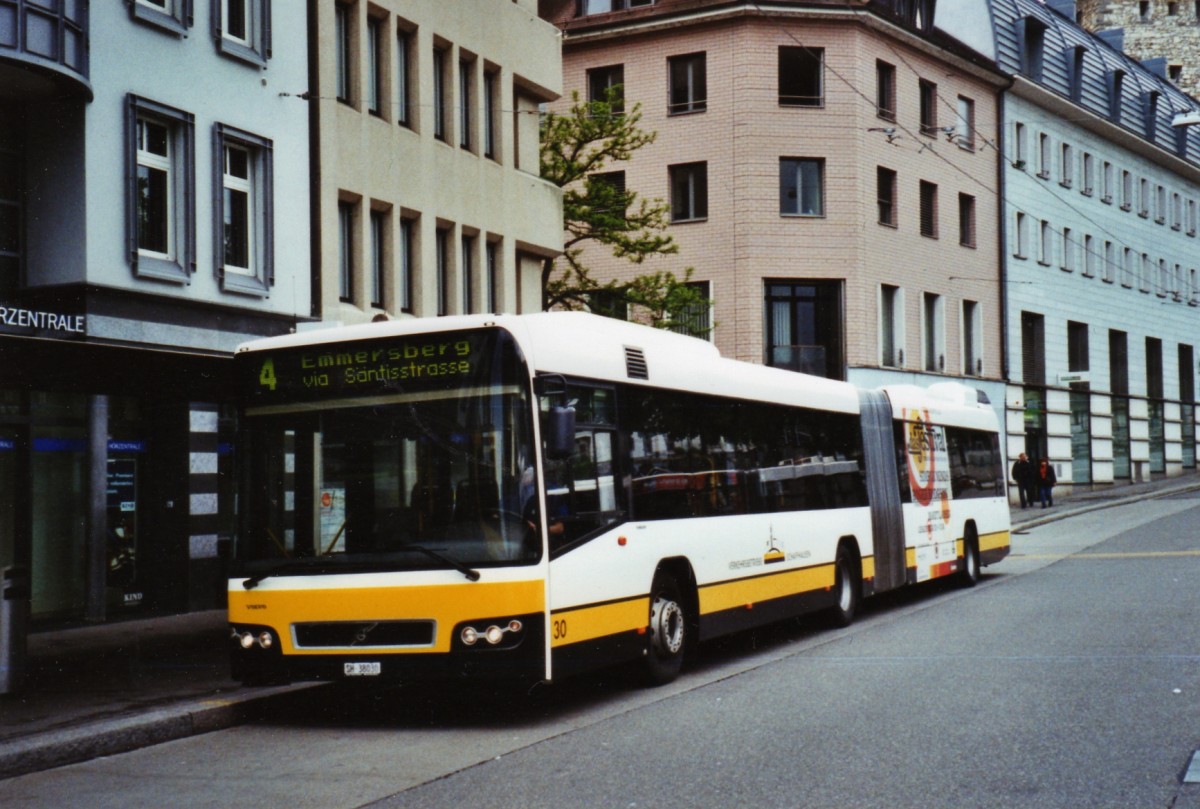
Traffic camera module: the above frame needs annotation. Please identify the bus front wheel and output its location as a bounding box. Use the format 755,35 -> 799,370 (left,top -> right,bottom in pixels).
644,575 -> 687,686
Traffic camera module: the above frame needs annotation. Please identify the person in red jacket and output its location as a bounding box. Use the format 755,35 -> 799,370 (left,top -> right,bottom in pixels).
1036,458 -> 1057,508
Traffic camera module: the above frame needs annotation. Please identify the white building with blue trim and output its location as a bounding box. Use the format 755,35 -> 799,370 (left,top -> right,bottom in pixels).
941,0 -> 1200,492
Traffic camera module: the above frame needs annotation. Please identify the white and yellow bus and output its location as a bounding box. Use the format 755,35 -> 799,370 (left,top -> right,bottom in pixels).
228,312 -> 1009,686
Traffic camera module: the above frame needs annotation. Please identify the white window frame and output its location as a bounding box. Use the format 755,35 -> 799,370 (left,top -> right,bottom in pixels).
214,0 -> 270,67
128,95 -> 195,284
213,123 -> 273,295
879,283 -> 905,367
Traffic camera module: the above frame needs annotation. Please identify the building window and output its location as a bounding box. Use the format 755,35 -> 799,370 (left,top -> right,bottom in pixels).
338,200 -> 355,302
779,158 -> 824,217
1038,133 -> 1051,179
589,170 -> 628,220
1121,169 -> 1133,211
919,180 -> 937,238
365,15 -> 382,115
1067,321 -> 1089,372
588,64 -> 624,113
1061,226 -> 1074,271
1148,337 -> 1164,399
919,79 -> 937,136
1155,184 -> 1166,224
955,96 -> 974,150
1109,70 -> 1125,122
765,280 -> 843,379
1083,234 -> 1097,277
484,69 -> 499,158
460,58 -> 474,151
335,3 -> 351,104
1060,142 -> 1073,187
1021,311 -> 1045,386
1014,211 -> 1028,257
669,281 -> 712,339
1189,199 -> 1197,236
397,25 -> 413,127
399,217 -> 414,313
1038,219 -> 1052,265
368,209 -> 386,308
214,0 -> 270,65
0,125 -> 18,300
461,233 -> 475,314
1172,192 -> 1183,230
1080,152 -> 1093,195
1070,46 -> 1086,102
880,284 -> 903,367
1141,252 -> 1152,292
779,47 -> 823,107
433,46 -> 449,141
436,226 -> 449,315
958,193 -> 975,247
1103,240 -> 1116,283
1123,247 -> 1135,288
669,162 -> 708,222
131,0 -> 193,36
1158,258 -> 1169,297
876,60 -> 896,120
213,124 -> 273,295
1014,122 -> 1028,168
1139,177 -> 1150,218
922,291 -> 944,373
486,239 -> 499,313
128,96 -> 195,283
963,299 -> 981,376
1019,16 -> 1046,80
668,52 -> 707,114
1101,160 -> 1113,202
579,0 -> 655,12
877,166 -> 897,226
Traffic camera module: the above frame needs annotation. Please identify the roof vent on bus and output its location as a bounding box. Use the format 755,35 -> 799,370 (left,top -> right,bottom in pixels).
624,346 -> 649,380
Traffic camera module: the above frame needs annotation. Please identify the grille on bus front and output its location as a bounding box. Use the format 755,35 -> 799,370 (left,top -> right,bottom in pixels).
293,621 -> 435,649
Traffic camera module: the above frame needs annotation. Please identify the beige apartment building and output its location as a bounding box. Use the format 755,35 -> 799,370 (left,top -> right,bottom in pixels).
313,0 -> 564,325
542,0 -> 1006,397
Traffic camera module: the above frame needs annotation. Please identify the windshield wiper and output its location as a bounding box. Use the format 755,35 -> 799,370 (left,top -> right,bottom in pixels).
241,557 -> 340,590
403,545 -> 481,581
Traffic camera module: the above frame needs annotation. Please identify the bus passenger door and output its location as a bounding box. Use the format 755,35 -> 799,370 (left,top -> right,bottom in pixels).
858,391 -> 905,593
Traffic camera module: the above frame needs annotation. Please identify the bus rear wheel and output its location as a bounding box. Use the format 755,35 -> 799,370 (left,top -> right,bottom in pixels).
828,547 -> 860,628
959,529 -> 981,588
644,575 -> 686,686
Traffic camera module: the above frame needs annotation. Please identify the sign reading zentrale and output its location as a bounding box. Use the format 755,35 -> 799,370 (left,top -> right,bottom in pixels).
0,304 -> 86,336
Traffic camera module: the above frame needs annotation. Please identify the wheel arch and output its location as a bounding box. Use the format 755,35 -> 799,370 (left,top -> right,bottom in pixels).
652,556 -> 699,648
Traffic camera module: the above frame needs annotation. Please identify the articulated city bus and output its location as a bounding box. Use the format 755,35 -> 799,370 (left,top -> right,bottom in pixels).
227,312 -> 1009,686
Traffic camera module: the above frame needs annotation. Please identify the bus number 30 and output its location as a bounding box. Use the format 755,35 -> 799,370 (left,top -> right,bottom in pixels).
552,619 -> 568,640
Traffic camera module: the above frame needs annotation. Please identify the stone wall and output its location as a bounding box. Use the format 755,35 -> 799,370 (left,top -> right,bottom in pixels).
1077,0 -> 1200,101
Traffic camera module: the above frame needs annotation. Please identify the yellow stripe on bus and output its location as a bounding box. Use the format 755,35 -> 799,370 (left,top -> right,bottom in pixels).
228,579 -> 544,654
979,529 -> 1010,552
698,564 -> 835,615
550,597 -> 650,648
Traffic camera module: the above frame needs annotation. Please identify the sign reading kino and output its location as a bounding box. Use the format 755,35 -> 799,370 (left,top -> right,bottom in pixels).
0,304 -> 86,335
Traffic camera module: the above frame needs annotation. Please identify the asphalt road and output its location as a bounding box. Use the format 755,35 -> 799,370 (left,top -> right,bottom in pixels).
3,494 -> 1200,809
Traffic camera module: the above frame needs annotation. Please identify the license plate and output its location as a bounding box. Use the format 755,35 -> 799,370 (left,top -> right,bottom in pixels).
344,662 -> 381,677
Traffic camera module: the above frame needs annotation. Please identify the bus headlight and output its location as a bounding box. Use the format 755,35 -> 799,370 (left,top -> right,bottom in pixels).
231,626 -> 276,650
458,619 -> 524,648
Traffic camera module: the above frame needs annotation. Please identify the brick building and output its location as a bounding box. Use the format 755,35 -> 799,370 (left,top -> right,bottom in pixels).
540,0 -> 1008,409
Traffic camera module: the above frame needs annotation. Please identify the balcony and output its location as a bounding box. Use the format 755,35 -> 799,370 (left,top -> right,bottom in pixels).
0,0 -> 91,101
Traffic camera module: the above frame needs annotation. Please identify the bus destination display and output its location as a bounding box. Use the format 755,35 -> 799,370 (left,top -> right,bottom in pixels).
243,330 -> 498,404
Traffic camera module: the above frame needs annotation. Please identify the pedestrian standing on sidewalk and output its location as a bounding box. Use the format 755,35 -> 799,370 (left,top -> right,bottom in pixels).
1037,458 -> 1057,508
1010,453 -> 1033,509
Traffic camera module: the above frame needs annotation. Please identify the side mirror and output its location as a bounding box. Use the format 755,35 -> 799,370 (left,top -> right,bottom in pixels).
546,405 -> 576,460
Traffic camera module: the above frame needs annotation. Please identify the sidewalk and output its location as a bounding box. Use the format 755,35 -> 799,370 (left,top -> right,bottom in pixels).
1,472 -> 1198,781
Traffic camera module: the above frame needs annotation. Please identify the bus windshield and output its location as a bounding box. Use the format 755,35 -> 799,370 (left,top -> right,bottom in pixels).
233,328 -> 540,575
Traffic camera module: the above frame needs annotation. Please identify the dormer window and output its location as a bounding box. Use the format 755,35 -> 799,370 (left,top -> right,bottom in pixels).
1017,16 -> 1046,81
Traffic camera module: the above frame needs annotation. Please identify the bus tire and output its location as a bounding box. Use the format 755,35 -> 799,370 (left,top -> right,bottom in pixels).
828,546 -> 861,628
645,574 -> 687,686
959,528 -> 980,588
